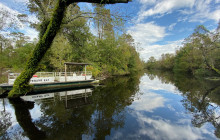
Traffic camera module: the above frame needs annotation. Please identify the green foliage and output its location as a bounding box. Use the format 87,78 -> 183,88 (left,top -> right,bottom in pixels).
82,33 -> 143,77
11,43 -> 35,71
45,34 -> 72,71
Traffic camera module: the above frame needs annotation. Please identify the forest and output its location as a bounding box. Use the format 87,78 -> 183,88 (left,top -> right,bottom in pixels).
0,1 -> 143,79
145,24 -> 220,77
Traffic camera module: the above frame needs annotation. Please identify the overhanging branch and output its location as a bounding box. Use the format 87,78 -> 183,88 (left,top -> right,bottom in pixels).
67,0 -> 131,5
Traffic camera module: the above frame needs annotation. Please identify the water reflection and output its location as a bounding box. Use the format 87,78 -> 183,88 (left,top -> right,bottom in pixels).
0,71 -> 219,139
20,88 -> 93,109
130,112 -> 208,140
146,71 -> 220,139
130,92 -> 166,112
9,98 -> 46,140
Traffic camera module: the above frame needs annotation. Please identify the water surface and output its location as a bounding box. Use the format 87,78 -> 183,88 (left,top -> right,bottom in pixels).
0,72 -> 220,140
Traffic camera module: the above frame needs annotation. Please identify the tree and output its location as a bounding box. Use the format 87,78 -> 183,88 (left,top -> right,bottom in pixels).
48,34 -> 72,71
145,56 -> 156,69
0,37 -> 14,71
190,25 -> 220,75
8,0 -> 131,97
93,4 -> 115,39
174,44 -> 203,74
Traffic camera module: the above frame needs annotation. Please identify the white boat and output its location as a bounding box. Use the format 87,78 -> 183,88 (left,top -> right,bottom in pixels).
8,71 -> 93,85
0,62 -> 99,93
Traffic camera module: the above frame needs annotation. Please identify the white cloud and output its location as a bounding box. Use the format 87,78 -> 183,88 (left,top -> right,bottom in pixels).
168,23 -> 176,31
127,21 -> 184,61
138,0 -> 156,5
210,9 -> 220,21
0,2 -> 39,40
186,0 -> 220,23
137,0 -> 220,23
27,14 -> 39,25
138,0 -> 195,22
0,3 -> 24,29
22,27 -> 38,40
141,39 -> 183,61
127,22 -> 166,45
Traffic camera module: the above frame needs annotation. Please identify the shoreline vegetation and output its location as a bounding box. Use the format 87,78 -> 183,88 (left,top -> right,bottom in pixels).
145,24 -> 220,78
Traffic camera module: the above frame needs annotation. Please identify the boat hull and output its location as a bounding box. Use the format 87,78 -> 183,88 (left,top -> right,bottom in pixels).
0,80 -> 99,94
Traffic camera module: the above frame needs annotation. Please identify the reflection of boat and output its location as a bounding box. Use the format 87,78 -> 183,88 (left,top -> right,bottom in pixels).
21,88 -> 93,108
61,89 -> 93,109
0,62 -> 99,93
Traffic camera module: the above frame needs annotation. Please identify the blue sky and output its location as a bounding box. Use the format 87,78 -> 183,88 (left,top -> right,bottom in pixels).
0,0 -> 220,61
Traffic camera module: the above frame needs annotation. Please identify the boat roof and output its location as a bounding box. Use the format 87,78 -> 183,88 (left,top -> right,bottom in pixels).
64,62 -> 91,65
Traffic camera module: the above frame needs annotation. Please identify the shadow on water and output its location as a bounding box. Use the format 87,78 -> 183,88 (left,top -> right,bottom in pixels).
0,72 -> 143,140
146,70 -> 220,138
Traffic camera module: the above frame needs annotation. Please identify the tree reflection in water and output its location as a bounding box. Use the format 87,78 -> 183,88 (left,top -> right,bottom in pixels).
33,75 -> 141,139
92,76 -> 140,139
146,70 -> 220,138
9,98 -> 46,140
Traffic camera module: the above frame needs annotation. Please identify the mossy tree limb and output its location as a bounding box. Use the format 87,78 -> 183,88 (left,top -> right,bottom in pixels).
8,0 -> 69,97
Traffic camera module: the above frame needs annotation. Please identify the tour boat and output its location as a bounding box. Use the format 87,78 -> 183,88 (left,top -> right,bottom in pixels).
0,62 -> 99,93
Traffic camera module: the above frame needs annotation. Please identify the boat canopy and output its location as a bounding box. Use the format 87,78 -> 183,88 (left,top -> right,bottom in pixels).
64,62 -> 91,65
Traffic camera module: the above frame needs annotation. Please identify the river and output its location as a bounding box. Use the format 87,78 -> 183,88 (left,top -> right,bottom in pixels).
0,71 -> 220,140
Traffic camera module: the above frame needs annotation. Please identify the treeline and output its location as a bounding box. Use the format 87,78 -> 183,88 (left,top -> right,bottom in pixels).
0,3 -> 143,77
145,24 -> 220,77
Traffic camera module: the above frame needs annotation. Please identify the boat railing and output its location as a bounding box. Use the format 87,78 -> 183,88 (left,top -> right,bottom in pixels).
8,73 -> 20,79
8,71 -> 92,80
35,72 -> 55,77
55,71 -> 92,77
8,72 -> 55,80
